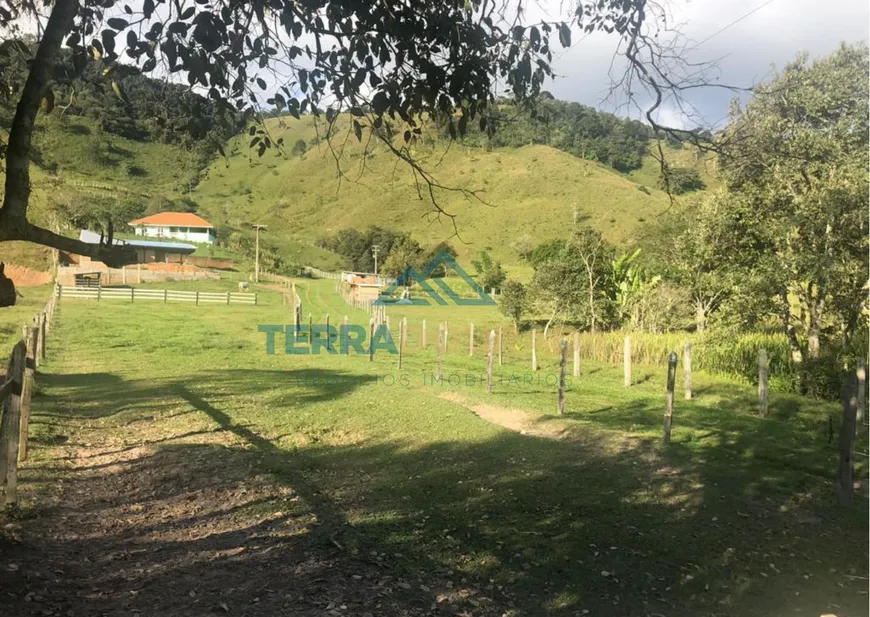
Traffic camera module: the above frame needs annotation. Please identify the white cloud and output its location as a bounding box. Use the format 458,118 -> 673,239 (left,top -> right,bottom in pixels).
542,0 -> 869,125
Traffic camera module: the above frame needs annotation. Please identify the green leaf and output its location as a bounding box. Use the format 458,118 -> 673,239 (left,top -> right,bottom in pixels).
107,18 -> 129,30
558,23 -> 571,48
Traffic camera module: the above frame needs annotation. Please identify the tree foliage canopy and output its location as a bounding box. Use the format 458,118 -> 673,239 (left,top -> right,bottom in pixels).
716,42 -> 869,362
0,0 -> 694,264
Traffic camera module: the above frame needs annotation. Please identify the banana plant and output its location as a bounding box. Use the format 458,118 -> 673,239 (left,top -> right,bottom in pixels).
609,249 -> 661,328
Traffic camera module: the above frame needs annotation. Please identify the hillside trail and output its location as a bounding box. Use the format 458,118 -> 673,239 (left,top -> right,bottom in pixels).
0,387 -> 498,616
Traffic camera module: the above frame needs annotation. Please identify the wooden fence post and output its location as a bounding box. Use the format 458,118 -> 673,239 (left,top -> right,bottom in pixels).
164,289 -> 168,303
18,327 -> 37,462
558,339 -> 568,416
623,336 -> 631,387
487,330 -> 496,393
469,322 -> 474,357
422,320 -> 427,349
33,314 -> 42,369
325,315 -> 331,350
398,318 -> 405,369
38,313 -> 46,362
856,358 -> 866,429
437,323 -> 444,381
837,374 -> 858,505
137,262 -> 142,284
0,341 -> 26,505
758,349 -> 769,417
227,292 -> 231,305
122,266 -> 127,285
195,291 -> 200,306
443,322 -> 448,353
498,326 -> 503,366
573,331 -> 580,377
531,328 -> 538,371
684,341 -> 692,400
401,317 -> 408,348
97,286 -> 102,301
131,287 -> 135,302
663,351 -> 677,445
368,318 -> 375,362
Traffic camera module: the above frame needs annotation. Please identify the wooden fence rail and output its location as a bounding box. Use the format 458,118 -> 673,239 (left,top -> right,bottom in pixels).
56,286 -> 258,305
0,286 -> 57,506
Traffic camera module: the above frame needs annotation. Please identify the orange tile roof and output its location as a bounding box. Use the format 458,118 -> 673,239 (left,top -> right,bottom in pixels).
129,212 -> 214,227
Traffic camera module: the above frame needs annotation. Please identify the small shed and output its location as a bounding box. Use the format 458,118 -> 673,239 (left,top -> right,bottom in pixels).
345,274 -> 383,303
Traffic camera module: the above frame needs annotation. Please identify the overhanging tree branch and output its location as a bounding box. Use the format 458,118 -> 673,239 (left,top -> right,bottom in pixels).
0,0 -> 136,266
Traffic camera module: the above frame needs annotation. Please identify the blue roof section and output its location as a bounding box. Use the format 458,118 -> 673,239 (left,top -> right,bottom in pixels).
78,229 -> 197,253
125,239 -> 197,252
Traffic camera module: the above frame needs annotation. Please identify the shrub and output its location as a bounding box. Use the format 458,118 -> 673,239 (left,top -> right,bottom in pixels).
292,139 -> 307,156
499,280 -> 526,331
658,167 -> 705,194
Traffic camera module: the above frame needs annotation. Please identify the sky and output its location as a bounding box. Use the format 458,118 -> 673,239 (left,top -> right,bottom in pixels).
542,0 -> 870,129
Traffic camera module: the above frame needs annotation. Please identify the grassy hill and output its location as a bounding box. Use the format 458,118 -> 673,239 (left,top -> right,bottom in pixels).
189,115 -> 709,268
3,108 -> 717,274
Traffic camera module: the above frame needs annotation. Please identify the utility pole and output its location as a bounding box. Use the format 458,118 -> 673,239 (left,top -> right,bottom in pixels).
252,224 -> 266,283
372,244 -> 380,279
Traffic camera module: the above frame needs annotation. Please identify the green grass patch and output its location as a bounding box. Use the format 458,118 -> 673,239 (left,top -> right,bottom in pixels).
0,284 -> 53,351
22,279 -> 868,616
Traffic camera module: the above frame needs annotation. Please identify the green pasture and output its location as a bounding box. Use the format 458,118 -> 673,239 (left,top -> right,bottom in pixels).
14,277 -> 869,616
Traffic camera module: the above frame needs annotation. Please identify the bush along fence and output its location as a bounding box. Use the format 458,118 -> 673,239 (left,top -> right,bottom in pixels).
56,285 -> 258,305
0,288 -> 57,506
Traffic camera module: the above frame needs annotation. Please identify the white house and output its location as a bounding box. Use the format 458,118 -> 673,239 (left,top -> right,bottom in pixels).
129,212 -> 216,244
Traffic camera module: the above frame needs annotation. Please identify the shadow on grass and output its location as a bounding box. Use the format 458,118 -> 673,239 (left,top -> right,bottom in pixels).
6,370 -> 868,617
38,368 -> 378,420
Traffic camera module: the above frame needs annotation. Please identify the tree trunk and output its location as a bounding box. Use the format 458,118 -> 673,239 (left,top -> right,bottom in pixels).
543,306 -> 559,338
694,299 -> 706,333
779,288 -> 803,364
0,264 -> 16,307
806,296 -> 825,360
0,0 -> 134,267
587,273 -> 596,334
1,0 -> 78,234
